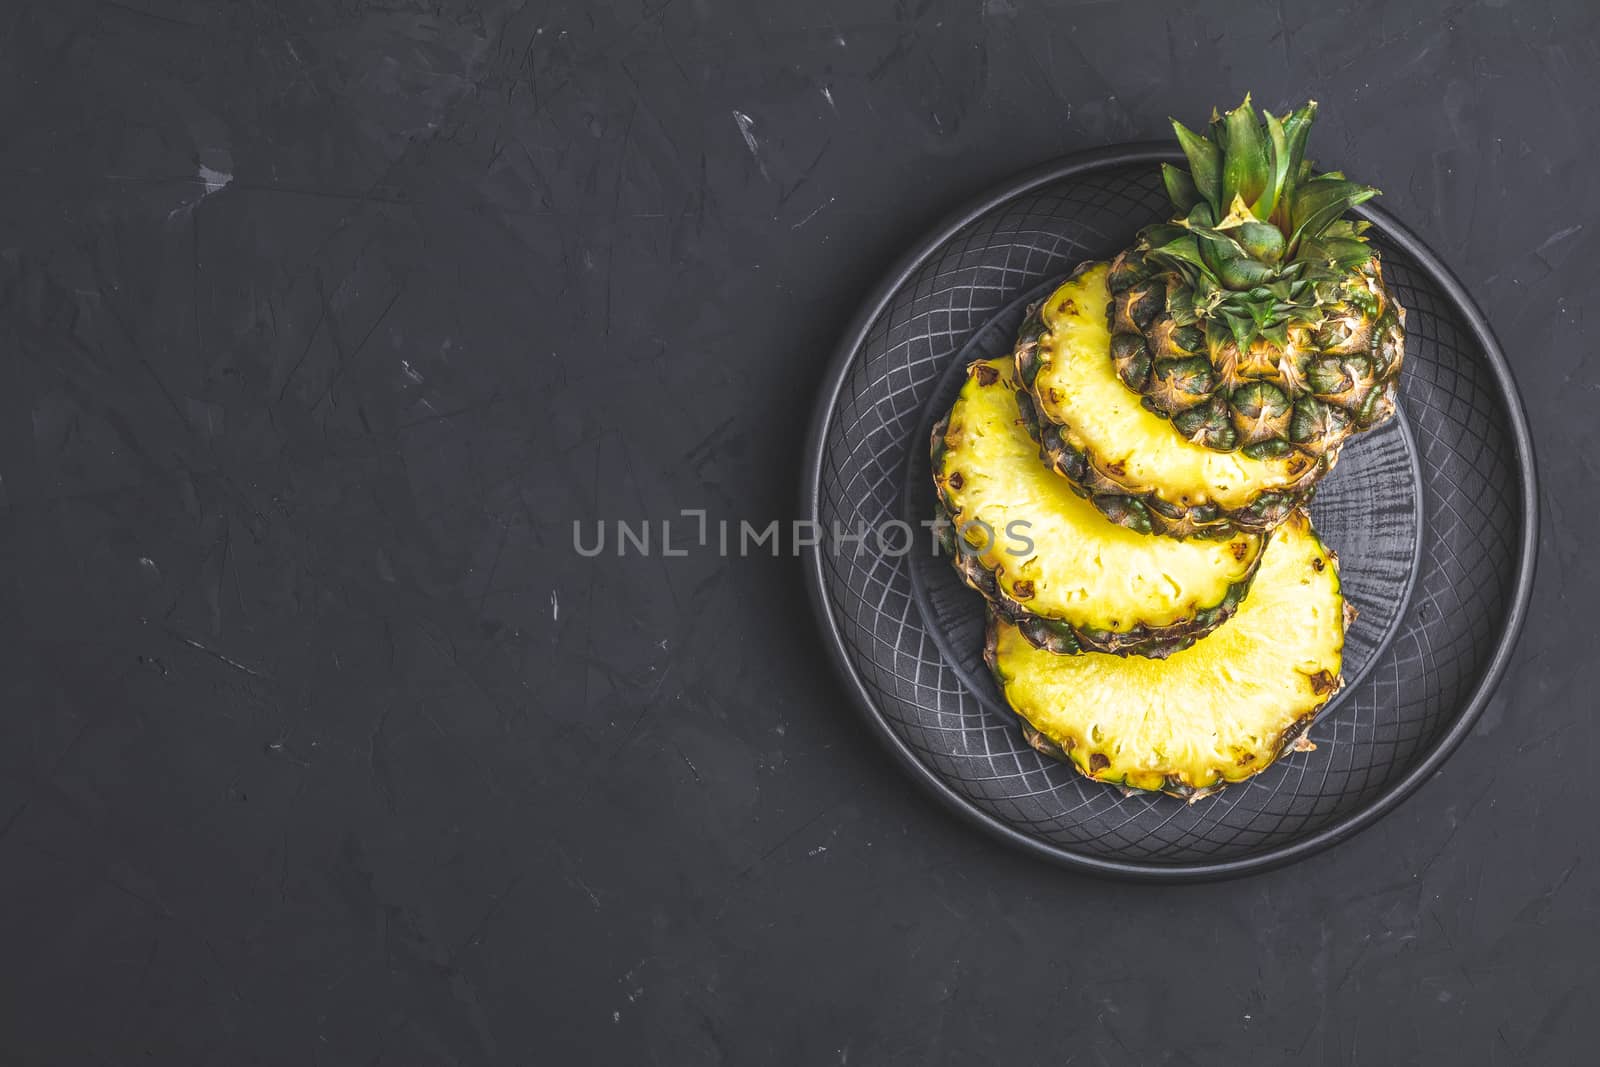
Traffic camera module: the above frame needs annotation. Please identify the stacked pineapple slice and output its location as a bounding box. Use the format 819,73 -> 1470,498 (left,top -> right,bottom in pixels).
932,98 -> 1403,800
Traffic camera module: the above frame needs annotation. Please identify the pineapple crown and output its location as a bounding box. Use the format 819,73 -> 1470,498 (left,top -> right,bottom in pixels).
1141,96 -> 1380,351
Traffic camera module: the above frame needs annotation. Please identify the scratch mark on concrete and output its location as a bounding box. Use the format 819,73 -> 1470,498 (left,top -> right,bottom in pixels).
1535,224 -> 1583,268
672,741 -> 703,784
731,109 -> 769,181
792,196 -> 834,230
171,630 -> 270,680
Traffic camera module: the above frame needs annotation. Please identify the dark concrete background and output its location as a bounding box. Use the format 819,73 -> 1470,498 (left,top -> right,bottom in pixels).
0,0 -> 1589,1063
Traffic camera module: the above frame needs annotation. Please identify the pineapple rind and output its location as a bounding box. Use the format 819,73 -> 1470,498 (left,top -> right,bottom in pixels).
1018,262 -> 1330,539
1108,246 -> 1406,460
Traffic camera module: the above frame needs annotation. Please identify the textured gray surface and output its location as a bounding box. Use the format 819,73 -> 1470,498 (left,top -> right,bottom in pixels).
0,0 -> 1588,1062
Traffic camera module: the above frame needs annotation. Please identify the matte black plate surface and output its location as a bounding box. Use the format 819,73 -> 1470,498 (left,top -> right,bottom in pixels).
799,145 -> 1538,880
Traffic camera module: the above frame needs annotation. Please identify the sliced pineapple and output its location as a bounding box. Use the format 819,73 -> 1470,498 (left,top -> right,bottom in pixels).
986,511 -> 1345,800
933,358 -> 1263,658
1015,263 -> 1334,538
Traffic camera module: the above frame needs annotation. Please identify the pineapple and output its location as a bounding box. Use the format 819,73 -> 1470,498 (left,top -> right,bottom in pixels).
933,358 -> 1262,658
1106,98 -> 1405,460
1017,263 -> 1322,538
985,511 -> 1347,800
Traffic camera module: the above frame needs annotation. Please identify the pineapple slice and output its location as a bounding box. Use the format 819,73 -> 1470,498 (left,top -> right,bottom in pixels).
1016,263 -> 1330,538
986,510 -> 1346,799
933,358 -> 1262,658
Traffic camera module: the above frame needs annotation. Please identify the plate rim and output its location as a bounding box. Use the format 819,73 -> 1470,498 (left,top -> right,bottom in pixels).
797,142 -> 1540,882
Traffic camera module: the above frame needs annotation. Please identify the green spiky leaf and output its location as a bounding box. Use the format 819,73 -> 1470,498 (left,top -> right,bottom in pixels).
1222,310 -> 1254,347
1272,101 -> 1318,225
1220,97 -> 1269,214
1254,110 -> 1291,222
1297,235 -> 1375,272
1146,233 -> 1208,274
1172,119 -> 1222,212
1289,178 -> 1378,252
1234,220 -> 1286,263
1217,254 -> 1276,289
1321,218 -> 1369,240
1142,222 -> 1190,246
1162,163 -> 1201,214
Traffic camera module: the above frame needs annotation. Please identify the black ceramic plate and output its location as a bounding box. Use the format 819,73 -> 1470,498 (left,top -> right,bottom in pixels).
799,145 -> 1538,880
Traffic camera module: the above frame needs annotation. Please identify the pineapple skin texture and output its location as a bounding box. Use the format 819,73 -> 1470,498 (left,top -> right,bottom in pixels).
985,511 -> 1347,800
1106,245 -> 1407,461
1017,262 -> 1330,539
